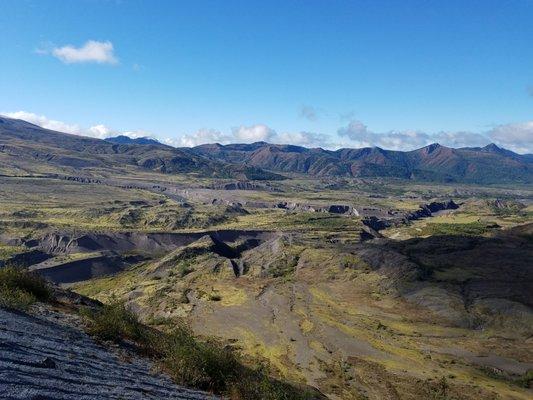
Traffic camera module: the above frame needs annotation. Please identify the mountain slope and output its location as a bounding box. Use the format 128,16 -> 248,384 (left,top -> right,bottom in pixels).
192,142 -> 533,183
0,117 -> 283,180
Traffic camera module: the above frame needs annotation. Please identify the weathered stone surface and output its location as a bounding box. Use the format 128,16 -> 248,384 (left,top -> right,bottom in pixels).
0,307 -> 217,399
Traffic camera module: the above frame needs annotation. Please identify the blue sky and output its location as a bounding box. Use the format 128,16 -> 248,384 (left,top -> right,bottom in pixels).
1,0 -> 532,152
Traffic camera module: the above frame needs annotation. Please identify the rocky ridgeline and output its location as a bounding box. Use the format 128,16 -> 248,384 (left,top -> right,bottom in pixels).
0,306 -> 216,400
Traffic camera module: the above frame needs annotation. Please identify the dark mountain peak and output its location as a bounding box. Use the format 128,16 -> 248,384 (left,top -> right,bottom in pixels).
470,143 -> 522,159
422,143 -> 443,153
106,135 -> 161,146
483,143 -> 501,152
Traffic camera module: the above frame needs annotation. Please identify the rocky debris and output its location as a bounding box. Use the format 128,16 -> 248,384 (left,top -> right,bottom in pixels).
210,199 -> 249,215
275,202 -> 359,215
210,181 -> 270,191
51,174 -> 102,184
275,202 -> 318,212
487,199 -> 526,211
0,307 -> 217,400
325,204 -> 359,215
361,216 -> 392,232
362,200 -> 459,234
225,203 -> 249,215
404,200 -> 459,221
359,225 -> 383,242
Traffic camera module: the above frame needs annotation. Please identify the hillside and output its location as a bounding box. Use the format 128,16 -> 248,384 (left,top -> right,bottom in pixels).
191,142 -> 533,184
0,116 -> 283,181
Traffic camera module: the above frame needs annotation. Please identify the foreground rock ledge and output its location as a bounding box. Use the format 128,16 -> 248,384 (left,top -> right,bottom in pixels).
0,306 -> 217,400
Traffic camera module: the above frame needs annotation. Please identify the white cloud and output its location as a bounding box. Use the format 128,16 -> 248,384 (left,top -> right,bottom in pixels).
171,124 -> 333,149
48,40 -> 118,65
172,129 -> 231,147
275,131 -> 331,148
2,111 -> 80,134
232,124 -> 276,142
487,122 -> 533,154
87,124 -> 112,139
433,131 -> 489,148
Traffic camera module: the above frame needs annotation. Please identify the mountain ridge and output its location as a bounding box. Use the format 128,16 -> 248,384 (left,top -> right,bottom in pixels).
1,116 -> 531,184
191,141 -> 532,183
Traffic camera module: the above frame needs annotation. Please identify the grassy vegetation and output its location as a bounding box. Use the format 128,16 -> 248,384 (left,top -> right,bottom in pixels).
410,221 -> 499,237
82,302 -> 316,399
0,267 -> 52,310
0,244 -> 26,261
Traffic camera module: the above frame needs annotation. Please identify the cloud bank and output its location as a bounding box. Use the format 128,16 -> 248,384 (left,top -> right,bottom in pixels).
337,120 -> 533,153
173,125 -> 331,148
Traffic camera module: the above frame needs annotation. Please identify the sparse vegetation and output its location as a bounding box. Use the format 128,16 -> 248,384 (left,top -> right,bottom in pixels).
0,266 -> 52,309
414,221 -> 498,236
2,170 -> 533,400
0,244 -> 25,260
82,302 -> 316,399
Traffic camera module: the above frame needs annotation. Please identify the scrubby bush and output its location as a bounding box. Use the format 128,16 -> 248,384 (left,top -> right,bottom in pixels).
0,266 -> 51,310
81,302 -> 146,343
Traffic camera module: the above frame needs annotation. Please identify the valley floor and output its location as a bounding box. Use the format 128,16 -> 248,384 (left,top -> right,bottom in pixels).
1,174 -> 532,399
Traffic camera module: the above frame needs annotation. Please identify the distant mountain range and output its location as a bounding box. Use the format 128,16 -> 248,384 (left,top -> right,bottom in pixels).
0,116 -> 531,183
0,117 -> 283,180
191,141 -> 533,184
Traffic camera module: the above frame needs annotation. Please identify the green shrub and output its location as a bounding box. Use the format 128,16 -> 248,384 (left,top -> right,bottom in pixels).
154,326 -> 239,391
81,302 -> 147,343
516,369 -> 533,388
0,267 -> 51,310
0,284 -> 37,310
